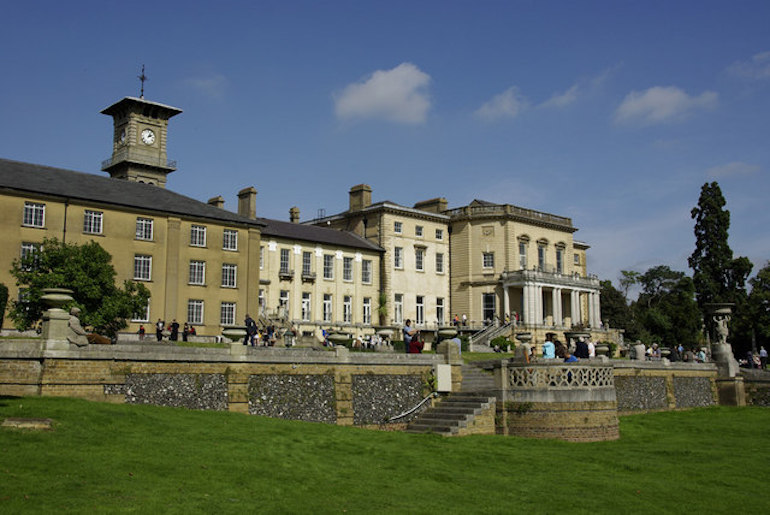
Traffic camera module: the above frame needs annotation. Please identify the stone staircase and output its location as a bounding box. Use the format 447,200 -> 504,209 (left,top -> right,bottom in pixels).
405,364 -> 497,436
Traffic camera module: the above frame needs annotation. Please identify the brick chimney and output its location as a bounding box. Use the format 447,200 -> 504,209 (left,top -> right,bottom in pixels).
208,195 -> 225,209
289,206 -> 300,223
237,187 -> 257,220
413,197 -> 448,213
349,184 -> 372,212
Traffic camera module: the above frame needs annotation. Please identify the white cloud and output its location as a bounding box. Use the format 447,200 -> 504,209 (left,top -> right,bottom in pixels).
334,63 -> 431,124
614,86 -> 718,125
474,87 -> 528,121
182,74 -> 228,100
727,51 -> 770,79
540,84 -> 579,109
706,161 -> 761,178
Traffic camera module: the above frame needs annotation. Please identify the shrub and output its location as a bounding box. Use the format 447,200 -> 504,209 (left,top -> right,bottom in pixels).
490,336 -> 513,352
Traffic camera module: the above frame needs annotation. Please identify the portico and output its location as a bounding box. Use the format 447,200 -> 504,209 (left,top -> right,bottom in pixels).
500,269 -> 601,329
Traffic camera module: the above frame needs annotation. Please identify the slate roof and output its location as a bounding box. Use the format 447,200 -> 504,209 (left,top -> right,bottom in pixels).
259,217 -> 383,253
0,158 -> 264,228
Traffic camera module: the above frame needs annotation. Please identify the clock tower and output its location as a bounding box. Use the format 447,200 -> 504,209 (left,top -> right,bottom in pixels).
100,96 -> 182,188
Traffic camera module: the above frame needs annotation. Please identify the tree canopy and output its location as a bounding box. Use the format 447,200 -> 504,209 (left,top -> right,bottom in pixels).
10,238 -> 150,337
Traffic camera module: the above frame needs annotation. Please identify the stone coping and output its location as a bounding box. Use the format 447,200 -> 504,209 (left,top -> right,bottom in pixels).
471,357 -> 716,373
0,340 -> 441,366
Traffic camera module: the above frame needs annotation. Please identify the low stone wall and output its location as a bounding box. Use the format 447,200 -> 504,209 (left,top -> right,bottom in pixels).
742,369 -> 770,407
613,361 -> 717,413
0,340 -> 447,427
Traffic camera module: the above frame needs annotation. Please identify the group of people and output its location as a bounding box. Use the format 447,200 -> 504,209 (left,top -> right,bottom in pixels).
151,319 -> 196,342
243,315 -> 295,347
403,319 -> 425,353
539,334 -> 593,362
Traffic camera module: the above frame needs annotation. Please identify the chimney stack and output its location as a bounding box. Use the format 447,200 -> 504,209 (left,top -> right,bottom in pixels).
237,187 -> 257,220
207,195 -> 225,209
413,197 -> 448,214
349,184 -> 372,212
289,206 -> 300,223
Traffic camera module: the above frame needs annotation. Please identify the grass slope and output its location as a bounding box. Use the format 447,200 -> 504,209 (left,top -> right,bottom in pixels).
1,397 -> 768,513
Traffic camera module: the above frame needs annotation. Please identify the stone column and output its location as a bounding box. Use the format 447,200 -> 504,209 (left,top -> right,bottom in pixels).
535,285 -> 543,326
570,290 -> 579,325
503,286 -> 510,319
552,288 -> 562,327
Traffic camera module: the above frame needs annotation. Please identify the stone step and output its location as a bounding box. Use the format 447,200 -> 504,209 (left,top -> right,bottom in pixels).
405,423 -> 456,435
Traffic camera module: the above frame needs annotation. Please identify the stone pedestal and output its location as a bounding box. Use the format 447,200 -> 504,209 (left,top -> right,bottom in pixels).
716,376 -> 746,406
631,344 -> 646,361
711,343 -> 740,378
40,288 -> 75,350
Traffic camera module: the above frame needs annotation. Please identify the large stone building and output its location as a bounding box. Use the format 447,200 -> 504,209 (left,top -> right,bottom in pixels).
0,92 -> 609,345
446,199 -> 602,342
309,185 -> 451,330
0,157 -> 264,335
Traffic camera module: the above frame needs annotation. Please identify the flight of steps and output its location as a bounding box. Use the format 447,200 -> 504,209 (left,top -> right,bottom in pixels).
405,364 -> 497,436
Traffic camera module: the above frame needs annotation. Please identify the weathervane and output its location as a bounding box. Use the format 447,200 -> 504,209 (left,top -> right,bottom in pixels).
138,65 -> 147,99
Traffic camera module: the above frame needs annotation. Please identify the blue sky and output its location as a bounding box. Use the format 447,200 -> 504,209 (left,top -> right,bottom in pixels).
2,0 -> 768,286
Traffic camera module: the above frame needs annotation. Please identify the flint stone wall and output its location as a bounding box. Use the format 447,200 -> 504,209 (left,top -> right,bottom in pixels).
673,377 -> 714,408
742,370 -> 770,407
615,376 -> 668,411
104,373 -> 228,410
352,374 -> 425,425
613,361 -> 716,412
248,374 -> 336,423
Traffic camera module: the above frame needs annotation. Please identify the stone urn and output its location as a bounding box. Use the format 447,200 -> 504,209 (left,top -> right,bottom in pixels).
222,326 -> 247,345
595,344 -> 610,357
437,327 -> 458,339
515,332 -> 532,344
40,288 -> 74,310
327,332 -> 349,344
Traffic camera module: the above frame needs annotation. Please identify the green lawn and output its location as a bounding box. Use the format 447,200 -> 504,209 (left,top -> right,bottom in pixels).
1,397 -> 768,513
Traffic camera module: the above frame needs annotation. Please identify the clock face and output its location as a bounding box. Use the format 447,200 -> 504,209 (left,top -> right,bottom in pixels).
141,129 -> 156,145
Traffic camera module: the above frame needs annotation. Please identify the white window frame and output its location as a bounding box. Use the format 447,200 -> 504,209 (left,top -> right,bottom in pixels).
188,300 -> 204,325
301,292 -> 311,322
260,246 -> 264,269
435,228 -> 443,240
415,248 -> 424,272
323,254 -> 334,280
574,253 -> 581,265
363,297 -> 371,325
134,255 -> 152,281
343,295 -> 352,323
343,257 -> 353,282
323,294 -> 332,323
435,253 -> 444,274
131,299 -> 150,323
190,225 -> 207,247
394,221 -> 402,234
394,247 -> 403,269
361,259 -> 372,284
519,242 -> 527,269
538,245 -> 546,271
220,302 -> 236,326
415,295 -> 424,325
302,251 -> 312,276
556,248 -> 564,274
20,242 -> 39,271
223,229 -> 238,251
394,293 -> 403,325
23,202 -> 45,228
222,263 -> 237,288
136,217 -> 153,240
280,248 -> 290,274
189,260 -> 206,285
436,297 -> 445,326
83,210 -> 103,235
415,225 -> 423,237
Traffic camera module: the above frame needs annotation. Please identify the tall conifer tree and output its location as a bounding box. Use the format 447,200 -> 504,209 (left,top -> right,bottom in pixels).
688,182 -> 752,338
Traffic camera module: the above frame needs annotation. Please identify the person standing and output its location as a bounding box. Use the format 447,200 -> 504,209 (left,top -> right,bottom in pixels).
244,314 -> 257,346
169,319 -> 180,341
542,336 -> 556,359
403,319 -> 419,354
760,347 -> 768,370
138,325 -> 145,341
182,322 -> 190,342
155,318 -> 164,342
575,337 -> 589,359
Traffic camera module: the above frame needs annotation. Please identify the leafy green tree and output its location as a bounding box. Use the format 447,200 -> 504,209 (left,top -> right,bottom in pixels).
619,270 -> 640,301
9,238 -> 150,337
688,182 -> 752,336
630,266 -> 701,349
745,262 -> 770,349
600,280 -> 632,332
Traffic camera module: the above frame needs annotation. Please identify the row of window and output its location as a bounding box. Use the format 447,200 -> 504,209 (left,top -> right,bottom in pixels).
133,255 -> 238,287
392,294 -> 445,325
393,247 -> 444,273
133,300 -> 237,326
22,202 -> 239,250
271,248 -> 374,283
481,245 -> 578,273
393,221 -> 443,240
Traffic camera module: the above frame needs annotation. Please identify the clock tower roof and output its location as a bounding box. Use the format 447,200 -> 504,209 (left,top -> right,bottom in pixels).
100,96 -> 182,119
